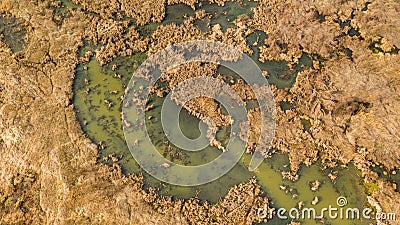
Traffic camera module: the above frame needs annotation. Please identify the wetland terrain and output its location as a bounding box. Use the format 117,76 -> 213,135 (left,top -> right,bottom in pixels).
0,0 -> 399,224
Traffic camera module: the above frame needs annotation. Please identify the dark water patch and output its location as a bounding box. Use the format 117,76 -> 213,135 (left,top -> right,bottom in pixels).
300,118 -> 312,132
348,27 -> 360,37
164,4 -> 195,25
0,14 -> 26,52
141,0 -> 257,35
246,30 -> 314,89
369,165 -> 399,192
279,101 -> 294,111
265,58 -> 312,89
362,2 -> 372,11
137,4 -> 196,37
369,40 -> 399,55
199,0 -> 257,32
334,18 -> 362,43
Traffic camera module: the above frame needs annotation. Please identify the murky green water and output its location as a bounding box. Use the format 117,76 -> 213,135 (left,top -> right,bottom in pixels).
73,56 -> 371,225
72,2 -> 372,224
0,14 -> 26,52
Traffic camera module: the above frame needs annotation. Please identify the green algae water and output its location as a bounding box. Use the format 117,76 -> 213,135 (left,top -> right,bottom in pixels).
73,55 -> 371,225
72,2 -> 372,225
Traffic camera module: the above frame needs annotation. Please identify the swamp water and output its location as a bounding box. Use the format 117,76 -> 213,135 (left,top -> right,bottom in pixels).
74,57 -> 371,225
72,2 -> 372,225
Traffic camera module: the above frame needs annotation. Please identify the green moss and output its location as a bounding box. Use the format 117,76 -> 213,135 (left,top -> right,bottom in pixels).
364,182 -> 380,195
300,118 -> 312,131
